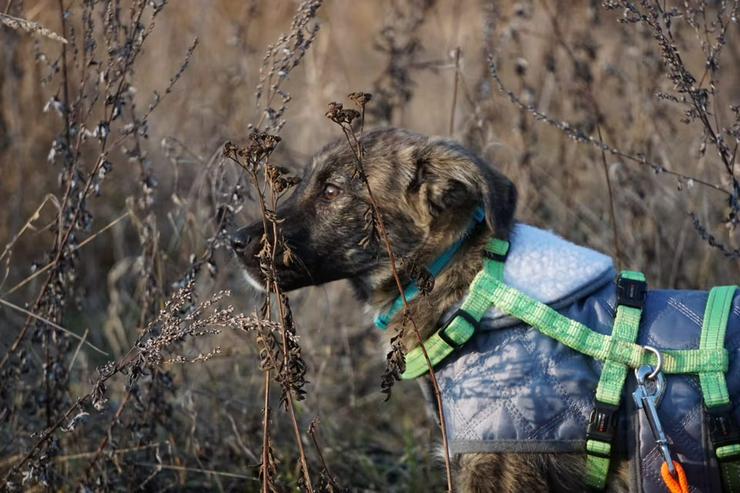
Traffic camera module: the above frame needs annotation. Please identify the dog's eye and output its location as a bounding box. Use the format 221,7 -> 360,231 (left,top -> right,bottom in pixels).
321,184 -> 342,201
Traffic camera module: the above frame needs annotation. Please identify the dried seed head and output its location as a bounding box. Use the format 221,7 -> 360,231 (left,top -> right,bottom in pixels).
266,164 -> 301,194
325,102 -> 360,125
348,91 -> 372,107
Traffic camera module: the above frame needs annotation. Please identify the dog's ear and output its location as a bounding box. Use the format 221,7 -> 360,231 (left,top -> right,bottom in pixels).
407,139 -> 517,238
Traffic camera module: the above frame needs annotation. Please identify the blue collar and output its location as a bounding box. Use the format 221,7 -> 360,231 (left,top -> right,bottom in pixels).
373,207 -> 486,330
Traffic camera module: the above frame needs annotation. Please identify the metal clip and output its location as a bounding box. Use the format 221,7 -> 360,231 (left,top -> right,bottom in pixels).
633,360 -> 675,474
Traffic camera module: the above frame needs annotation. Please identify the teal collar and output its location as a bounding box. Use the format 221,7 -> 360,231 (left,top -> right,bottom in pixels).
373,207 -> 486,330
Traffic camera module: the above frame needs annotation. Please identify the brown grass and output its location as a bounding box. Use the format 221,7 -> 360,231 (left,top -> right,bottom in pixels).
1,0 -> 739,491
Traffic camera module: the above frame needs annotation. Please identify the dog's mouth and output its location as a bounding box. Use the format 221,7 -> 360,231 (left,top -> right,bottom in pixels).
241,269 -> 266,292
234,249 -> 320,293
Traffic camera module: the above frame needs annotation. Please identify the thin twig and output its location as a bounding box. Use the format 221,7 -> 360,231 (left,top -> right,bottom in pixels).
328,98 -> 454,492
254,166 -> 314,492
448,47 -> 461,136
3,211 -> 130,296
132,463 -> 258,481
486,56 -> 729,195
0,297 -> 108,355
0,443 -> 164,469
67,328 -> 89,373
597,125 -> 623,268
0,12 -> 68,44
261,370 -> 272,493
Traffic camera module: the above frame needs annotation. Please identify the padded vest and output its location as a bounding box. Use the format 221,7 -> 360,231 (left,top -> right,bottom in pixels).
430,225 -> 740,493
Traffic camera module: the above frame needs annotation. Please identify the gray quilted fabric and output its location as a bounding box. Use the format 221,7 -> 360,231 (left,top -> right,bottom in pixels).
435,279 -> 740,492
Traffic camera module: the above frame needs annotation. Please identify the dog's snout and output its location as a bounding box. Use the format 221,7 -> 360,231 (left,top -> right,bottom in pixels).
231,229 -> 252,253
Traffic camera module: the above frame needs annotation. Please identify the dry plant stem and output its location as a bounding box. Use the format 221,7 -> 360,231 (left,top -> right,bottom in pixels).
0,297 -> 107,355
308,419 -> 341,491
539,0 -> 622,266
486,56 -> 729,196
268,189 -> 314,492
1,153 -> 107,369
247,169 -> 314,492
261,370 -> 271,493
597,125 -> 622,268
82,391 -> 133,480
6,284 -> 239,481
0,443 -> 163,468
5,343 -> 136,478
651,1 -> 736,177
67,328 -> 88,373
132,463 -> 256,481
4,396 -> 86,479
4,211 -> 130,296
0,4 -> 151,371
448,47 -> 461,136
0,12 -> 68,44
267,183 -> 314,487
58,0 -> 71,147
0,194 -> 59,265
334,117 -> 453,492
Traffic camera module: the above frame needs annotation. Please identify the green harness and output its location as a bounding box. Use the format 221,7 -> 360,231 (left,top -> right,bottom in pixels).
399,237 -> 740,490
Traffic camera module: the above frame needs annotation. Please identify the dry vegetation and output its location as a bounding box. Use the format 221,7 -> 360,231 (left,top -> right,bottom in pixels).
1,0 -> 739,491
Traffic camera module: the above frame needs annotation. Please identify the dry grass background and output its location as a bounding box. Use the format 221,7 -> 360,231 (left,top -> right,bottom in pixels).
1,0 -> 740,491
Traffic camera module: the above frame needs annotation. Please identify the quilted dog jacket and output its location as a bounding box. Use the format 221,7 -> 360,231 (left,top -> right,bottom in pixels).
432,224 -> 740,492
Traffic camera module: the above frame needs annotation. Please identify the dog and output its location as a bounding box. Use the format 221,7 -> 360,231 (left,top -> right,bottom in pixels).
233,128 -> 738,492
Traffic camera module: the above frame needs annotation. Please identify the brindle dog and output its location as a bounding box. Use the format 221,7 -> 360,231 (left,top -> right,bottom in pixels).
232,128 -> 629,492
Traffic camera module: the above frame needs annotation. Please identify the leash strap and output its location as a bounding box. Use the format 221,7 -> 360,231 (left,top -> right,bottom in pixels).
698,286 -> 740,492
401,238 -> 508,379
584,271 -> 646,490
661,461 -> 690,493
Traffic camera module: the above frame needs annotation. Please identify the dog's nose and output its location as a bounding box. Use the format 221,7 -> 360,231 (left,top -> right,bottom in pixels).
230,229 -> 252,253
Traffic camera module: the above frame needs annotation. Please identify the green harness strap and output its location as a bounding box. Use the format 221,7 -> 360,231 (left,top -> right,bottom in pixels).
699,286 -> 740,492
401,239 -> 509,380
585,271 -> 646,490
403,239 -> 730,378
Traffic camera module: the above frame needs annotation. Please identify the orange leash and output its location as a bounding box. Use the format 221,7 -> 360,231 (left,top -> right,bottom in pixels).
660,460 -> 689,493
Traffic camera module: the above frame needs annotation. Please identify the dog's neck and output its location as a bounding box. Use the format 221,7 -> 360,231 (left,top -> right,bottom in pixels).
366,228 -> 490,351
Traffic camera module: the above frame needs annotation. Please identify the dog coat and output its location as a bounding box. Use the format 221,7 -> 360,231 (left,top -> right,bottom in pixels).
428,224 -> 740,493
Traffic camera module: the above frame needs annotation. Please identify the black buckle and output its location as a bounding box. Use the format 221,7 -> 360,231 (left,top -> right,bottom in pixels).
616,275 -> 647,309
706,404 -> 740,458
483,241 -> 509,263
437,309 -> 478,349
484,250 -> 508,263
586,402 -> 620,456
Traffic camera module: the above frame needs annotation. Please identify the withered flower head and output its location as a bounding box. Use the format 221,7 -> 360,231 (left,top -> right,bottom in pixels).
247,131 -> 282,161
266,164 -> 301,194
223,131 -> 282,171
325,102 -> 360,125
348,91 -> 372,107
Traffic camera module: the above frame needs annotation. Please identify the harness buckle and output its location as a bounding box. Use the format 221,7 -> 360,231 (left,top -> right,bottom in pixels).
484,239 -> 510,263
706,403 -> 740,455
437,309 -> 478,350
586,401 -> 620,449
616,275 -> 647,309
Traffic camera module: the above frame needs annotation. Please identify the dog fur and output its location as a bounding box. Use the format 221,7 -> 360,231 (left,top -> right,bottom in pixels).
233,128 -> 630,492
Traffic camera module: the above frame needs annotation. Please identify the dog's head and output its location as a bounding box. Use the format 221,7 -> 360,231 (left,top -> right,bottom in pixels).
233,128 -> 516,297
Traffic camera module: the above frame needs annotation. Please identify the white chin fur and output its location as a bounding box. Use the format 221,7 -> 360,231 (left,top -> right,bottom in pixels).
242,270 -> 266,292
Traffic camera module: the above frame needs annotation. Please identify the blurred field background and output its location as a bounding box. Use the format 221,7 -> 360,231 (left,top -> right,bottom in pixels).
1,0 -> 739,491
